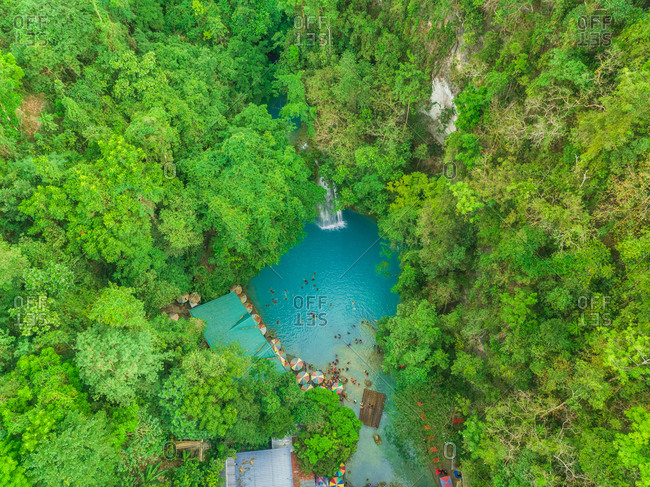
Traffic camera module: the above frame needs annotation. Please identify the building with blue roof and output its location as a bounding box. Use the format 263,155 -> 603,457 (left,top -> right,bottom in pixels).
223,447 -> 294,487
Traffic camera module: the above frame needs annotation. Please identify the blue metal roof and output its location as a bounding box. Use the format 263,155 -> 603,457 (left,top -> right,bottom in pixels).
229,447 -> 294,487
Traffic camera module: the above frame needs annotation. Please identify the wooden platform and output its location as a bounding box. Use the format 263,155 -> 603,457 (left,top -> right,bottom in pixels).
358,388 -> 386,428
174,440 -> 210,461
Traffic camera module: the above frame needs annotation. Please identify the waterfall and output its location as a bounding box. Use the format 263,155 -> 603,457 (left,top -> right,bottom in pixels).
316,177 -> 346,230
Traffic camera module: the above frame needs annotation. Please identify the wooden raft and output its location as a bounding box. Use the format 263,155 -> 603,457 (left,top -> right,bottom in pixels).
358,388 -> 386,428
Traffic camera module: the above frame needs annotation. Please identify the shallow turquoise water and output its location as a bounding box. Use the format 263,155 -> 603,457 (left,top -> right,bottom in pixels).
247,210 -> 432,487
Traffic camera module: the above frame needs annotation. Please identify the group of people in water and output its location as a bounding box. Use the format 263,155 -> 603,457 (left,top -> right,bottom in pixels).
324,355 -> 367,389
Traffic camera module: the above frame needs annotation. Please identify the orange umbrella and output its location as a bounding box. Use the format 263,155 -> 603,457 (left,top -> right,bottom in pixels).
424,425 -> 431,430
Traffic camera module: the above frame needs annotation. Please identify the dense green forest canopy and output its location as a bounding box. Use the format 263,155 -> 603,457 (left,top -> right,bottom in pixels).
0,0 -> 648,485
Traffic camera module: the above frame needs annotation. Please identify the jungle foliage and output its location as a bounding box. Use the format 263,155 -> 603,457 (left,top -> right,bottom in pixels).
0,0 -> 648,485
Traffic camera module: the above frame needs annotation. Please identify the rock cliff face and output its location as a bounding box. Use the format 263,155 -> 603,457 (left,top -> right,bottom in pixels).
426,77 -> 457,145
423,30 -> 468,145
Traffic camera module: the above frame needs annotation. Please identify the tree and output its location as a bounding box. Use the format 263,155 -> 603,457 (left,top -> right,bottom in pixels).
392,51 -> 428,127
159,347 -> 247,440
87,284 -> 148,329
0,440 -> 30,487
0,50 -> 24,152
20,136 -> 164,266
294,388 -> 361,476
23,410 -> 121,487
75,324 -> 165,406
227,360 -> 302,449
378,300 -> 449,386
616,406 -> 650,486
116,410 -> 167,486
170,454 -> 224,487
178,103 -> 322,287
0,348 -> 89,454
0,329 -> 15,372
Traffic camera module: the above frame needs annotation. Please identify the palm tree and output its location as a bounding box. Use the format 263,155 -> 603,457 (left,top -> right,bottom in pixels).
139,460 -> 171,486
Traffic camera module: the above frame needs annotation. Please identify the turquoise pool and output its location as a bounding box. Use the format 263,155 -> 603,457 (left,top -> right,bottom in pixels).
247,210 -> 432,487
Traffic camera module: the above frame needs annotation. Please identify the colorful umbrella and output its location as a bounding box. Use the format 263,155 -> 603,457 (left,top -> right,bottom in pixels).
290,357 -> 304,371
311,370 -> 325,384
329,477 -> 343,486
232,285 -> 243,294
239,294 -> 247,303
270,338 -> 283,354
301,383 -> 314,391
296,371 -> 310,385
331,381 -> 343,394
245,303 -> 253,313
439,476 -> 453,487
252,314 -> 262,323
278,355 -> 290,369
335,463 -> 345,476
257,323 -> 267,335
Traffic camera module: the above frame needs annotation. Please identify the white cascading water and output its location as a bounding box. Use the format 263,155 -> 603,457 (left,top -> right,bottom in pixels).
316,176 -> 346,230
